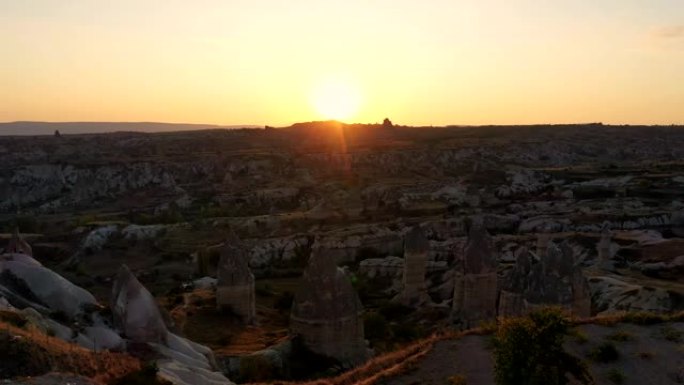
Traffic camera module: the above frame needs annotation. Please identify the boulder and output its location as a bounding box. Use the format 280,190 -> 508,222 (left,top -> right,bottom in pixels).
0,254 -> 97,319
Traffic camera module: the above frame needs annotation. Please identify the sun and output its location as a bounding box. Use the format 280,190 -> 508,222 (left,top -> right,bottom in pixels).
310,77 -> 361,121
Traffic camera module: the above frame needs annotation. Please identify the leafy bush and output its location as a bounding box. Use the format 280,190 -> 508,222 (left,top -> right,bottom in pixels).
606,368 -> 625,384
238,354 -> 277,382
364,312 -> 389,341
660,325 -> 682,342
493,307 -> 593,385
378,302 -> 413,321
112,362 -> 171,385
607,331 -> 633,342
0,310 -> 28,328
391,322 -> 424,342
448,374 -> 467,385
273,291 -> 294,314
589,342 -> 620,363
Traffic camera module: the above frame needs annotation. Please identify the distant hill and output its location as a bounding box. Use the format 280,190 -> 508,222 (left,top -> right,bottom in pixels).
0,121 -> 262,136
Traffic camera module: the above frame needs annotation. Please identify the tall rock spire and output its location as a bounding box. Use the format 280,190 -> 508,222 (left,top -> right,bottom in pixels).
216,230 -> 256,324
290,241 -> 368,365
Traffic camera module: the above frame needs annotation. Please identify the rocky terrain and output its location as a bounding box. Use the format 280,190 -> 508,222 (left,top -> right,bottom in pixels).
1,122 -> 684,384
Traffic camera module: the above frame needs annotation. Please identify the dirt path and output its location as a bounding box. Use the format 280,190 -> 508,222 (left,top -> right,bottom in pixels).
384,335 -> 494,385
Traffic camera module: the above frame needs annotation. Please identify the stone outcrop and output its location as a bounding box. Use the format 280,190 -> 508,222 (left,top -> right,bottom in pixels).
452,221 -> 498,328
290,242 -> 368,365
396,225 -> 431,307
216,232 -> 256,324
589,276 -> 673,314
1,251 -> 97,320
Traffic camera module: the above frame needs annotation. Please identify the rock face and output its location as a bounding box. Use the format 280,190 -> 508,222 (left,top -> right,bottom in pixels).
290,243 -> 367,365
216,233 -> 256,324
0,253 -> 97,320
452,222 -> 498,328
499,239 -> 591,318
6,228 -> 32,256
111,265 -> 235,385
589,276 -> 672,314
396,225 -> 430,307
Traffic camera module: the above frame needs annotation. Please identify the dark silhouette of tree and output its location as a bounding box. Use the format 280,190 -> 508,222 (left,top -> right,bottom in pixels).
493,307 -> 594,385
382,118 -> 393,128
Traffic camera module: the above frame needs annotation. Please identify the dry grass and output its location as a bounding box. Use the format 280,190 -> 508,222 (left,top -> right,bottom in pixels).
245,310 -> 684,385
0,320 -> 141,385
246,330 -> 458,385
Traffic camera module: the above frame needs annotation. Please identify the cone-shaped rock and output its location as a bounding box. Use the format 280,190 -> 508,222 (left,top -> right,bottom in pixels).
290,242 -> 367,365
111,265 -> 168,343
216,231 -> 255,324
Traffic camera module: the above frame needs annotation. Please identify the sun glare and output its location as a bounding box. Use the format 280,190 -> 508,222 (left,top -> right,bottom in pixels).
310,77 -> 361,122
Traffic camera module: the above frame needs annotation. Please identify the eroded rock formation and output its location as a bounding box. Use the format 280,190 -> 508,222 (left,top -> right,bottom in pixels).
290,242 -> 368,365
396,225 -> 431,307
499,238 -> 591,318
216,232 -> 256,324
111,265 -> 235,385
452,221 -> 498,328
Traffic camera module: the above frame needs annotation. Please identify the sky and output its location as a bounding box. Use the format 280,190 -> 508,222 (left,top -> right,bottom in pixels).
1,0 -> 683,126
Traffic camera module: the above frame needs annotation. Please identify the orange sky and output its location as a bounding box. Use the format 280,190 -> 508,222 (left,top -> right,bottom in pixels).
1,1 -> 683,126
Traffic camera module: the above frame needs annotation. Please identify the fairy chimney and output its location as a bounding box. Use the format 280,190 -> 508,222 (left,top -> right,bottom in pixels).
216,232 -> 256,324
290,242 -> 368,365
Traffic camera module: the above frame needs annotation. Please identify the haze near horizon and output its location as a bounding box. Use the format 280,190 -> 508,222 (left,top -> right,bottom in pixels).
1,1 -> 683,127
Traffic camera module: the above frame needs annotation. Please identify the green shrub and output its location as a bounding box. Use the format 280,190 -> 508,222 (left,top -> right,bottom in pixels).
448,374 -> 467,385
238,354 -> 277,382
364,312 -> 389,341
571,329 -> 589,345
660,325 -> 682,343
0,310 -> 28,328
589,342 -> 620,363
112,362 -> 171,385
493,307 -> 593,385
255,282 -> 273,297
391,322 -> 424,342
607,331 -> 633,342
273,291 -> 294,314
606,368 -> 625,384
378,302 -> 413,320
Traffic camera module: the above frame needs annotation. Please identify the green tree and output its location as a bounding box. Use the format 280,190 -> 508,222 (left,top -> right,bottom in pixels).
493,307 -> 593,385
